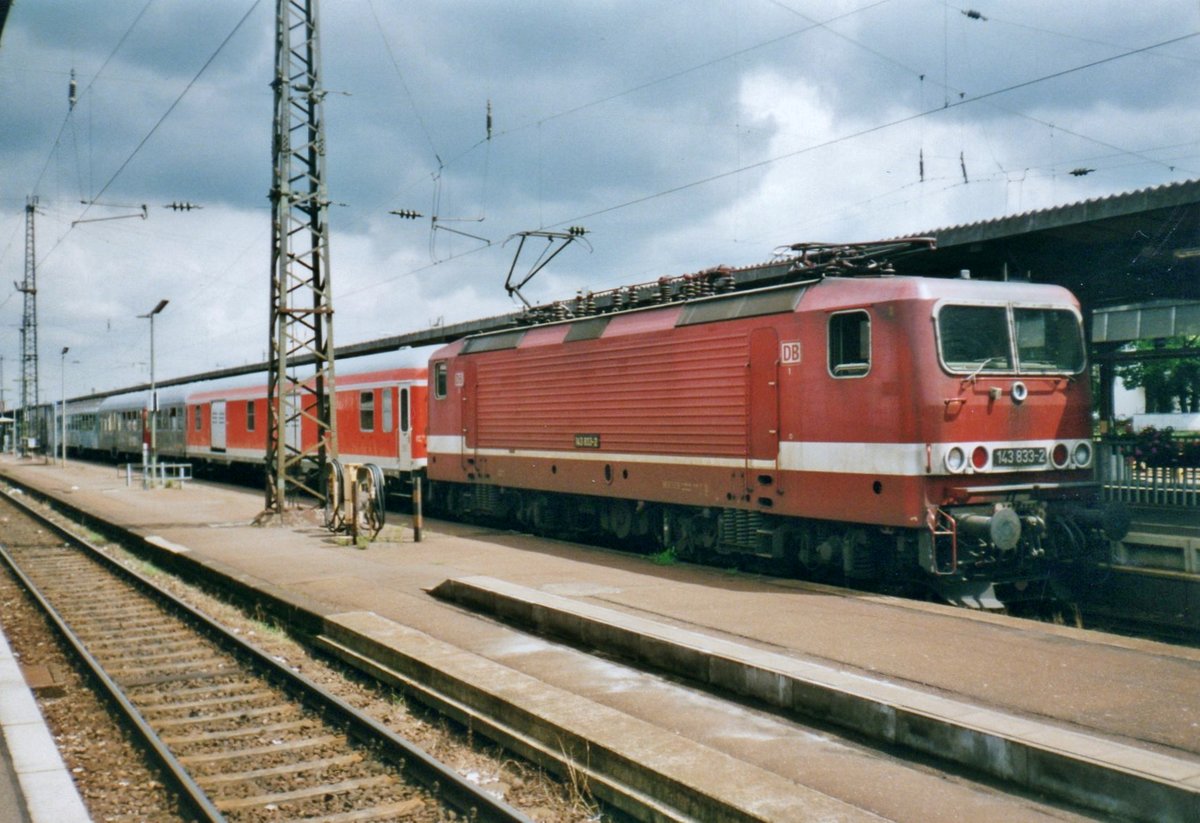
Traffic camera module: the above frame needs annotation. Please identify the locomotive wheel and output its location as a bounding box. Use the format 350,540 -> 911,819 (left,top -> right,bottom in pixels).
688,513 -> 719,560
694,514 -> 718,551
528,494 -> 562,535
676,512 -> 717,562
774,523 -> 809,577
607,500 -> 635,540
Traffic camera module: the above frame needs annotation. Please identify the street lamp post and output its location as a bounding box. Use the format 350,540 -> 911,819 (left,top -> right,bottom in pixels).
139,299 -> 168,486
6,378 -> 17,456
60,347 -> 69,464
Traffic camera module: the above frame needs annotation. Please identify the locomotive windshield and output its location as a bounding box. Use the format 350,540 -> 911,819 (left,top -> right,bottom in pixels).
937,304 -> 1085,375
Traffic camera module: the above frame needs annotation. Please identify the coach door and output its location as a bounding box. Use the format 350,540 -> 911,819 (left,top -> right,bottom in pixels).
748,328 -> 781,468
398,386 -> 412,468
211,401 -> 226,452
459,360 -> 478,471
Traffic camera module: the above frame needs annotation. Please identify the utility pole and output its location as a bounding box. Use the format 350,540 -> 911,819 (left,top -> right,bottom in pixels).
0,354 -> 7,454
16,196 -> 39,456
263,0 -> 338,516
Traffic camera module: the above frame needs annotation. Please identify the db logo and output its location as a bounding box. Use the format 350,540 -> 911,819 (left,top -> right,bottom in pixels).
780,341 -> 801,364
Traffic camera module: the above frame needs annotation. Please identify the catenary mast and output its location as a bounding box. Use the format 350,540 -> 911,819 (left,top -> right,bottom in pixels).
264,0 -> 338,515
17,196 -> 40,455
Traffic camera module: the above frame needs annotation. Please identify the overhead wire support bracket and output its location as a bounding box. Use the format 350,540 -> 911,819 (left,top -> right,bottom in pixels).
71,203 -> 148,227
432,214 -> 491,247
503,227 -> 590,310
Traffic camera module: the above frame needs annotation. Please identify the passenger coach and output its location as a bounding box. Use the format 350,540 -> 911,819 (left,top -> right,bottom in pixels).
183,350 -> 428,489
63,350 -> 429,495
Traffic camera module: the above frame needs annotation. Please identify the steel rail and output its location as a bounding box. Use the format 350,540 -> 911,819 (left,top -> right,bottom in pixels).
0,540 -> 226,822
0,489 -> 534,823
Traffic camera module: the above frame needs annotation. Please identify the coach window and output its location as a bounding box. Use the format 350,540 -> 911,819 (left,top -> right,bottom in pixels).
194,406 -> 202,431
246,400 -> 255,432
400,388 -> 410,432
434,361 -> 448,399
382,389 -> 394,433
828,310 -> 871,377
360,391 -> 375,431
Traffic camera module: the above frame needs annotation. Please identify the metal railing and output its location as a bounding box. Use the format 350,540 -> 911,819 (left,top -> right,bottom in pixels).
1097,437 -> 1200,507
119,462 -> 193,488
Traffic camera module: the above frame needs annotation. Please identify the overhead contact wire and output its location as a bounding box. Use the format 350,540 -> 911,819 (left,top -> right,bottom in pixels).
551,30 -> 1200,228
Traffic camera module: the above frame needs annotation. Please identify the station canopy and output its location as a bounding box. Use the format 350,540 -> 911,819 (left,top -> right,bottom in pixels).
902,179 -> 1200,345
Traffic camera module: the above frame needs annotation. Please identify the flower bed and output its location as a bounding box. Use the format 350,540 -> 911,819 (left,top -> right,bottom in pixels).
1123,426 -> 1200,469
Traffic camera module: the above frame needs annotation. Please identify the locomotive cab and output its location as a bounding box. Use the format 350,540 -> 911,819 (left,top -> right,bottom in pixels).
910,285 -> 1128,605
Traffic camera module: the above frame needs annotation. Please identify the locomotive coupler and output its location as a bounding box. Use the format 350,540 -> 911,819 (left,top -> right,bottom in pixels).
955,506 -> 1022,552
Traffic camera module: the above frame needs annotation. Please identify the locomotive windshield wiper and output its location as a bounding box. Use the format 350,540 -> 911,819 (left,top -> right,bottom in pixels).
963,355 -> 1006,384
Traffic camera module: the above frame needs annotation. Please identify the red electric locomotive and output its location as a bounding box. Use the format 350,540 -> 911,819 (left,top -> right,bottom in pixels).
425,244 -> 1128,607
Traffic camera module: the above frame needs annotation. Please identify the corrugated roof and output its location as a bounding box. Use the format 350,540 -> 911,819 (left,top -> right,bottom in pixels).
916,178 -> 1200,247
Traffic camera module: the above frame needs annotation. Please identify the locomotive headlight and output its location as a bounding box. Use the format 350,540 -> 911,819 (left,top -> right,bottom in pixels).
1073,441 -> 1093,468
945,446 -> 966,473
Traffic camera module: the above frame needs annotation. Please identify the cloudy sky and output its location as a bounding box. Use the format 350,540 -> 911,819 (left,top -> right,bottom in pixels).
1,0 -> 1199,400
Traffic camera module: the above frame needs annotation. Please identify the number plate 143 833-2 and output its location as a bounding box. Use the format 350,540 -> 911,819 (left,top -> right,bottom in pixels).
992,447 -> 1046,467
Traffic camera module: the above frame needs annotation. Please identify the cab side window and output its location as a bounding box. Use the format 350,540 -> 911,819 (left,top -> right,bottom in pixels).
828,310 -> 870,377
433,361 -> 448,399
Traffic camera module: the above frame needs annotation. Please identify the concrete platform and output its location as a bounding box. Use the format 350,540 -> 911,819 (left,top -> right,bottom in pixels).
3,456 -> 1199,821
431,574 -> 1200,820
0,620 -> 90,823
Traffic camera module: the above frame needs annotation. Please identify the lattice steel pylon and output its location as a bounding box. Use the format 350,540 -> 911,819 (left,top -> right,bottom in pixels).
16,197 -> 39,456
263,0 -> 338,515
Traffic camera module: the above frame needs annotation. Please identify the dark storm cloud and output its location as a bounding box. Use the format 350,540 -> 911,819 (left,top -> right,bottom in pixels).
1,0 -> 272,211
809,1 -> 1200,119
3,0 -> 1200,396
321,0 -> 784,239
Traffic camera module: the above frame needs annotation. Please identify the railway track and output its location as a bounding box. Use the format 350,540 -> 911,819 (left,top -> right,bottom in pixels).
0,491 -> 532,822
